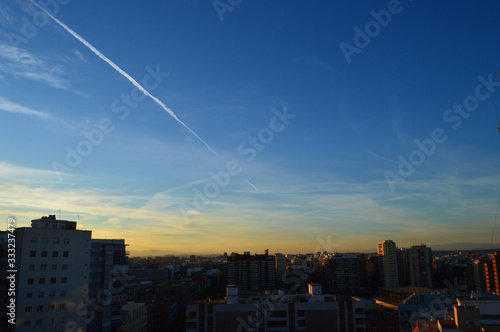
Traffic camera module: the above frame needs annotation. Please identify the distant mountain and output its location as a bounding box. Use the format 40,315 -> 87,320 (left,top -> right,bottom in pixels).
129,249 -> 222,258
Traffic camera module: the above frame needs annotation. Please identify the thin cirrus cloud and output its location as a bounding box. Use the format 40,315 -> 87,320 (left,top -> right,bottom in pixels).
0,96 -> 49,118
0,161 -> 58,182
73,48 -> 87,63
0,4 -> 16,27
0,159 -> 496,253
0,43 -> 70,90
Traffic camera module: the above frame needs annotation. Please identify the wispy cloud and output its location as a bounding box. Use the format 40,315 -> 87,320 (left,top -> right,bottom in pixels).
73,48 -> 87,63
0,96 -> 49,118
1,161 -> 498,253
0,161 -> 63,183
0,4 -> 17,27
0,43 -> 70,89
0,42 -> 40,65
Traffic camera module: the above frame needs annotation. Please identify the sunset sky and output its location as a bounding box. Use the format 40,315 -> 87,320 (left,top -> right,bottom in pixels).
1,1 -> 500,255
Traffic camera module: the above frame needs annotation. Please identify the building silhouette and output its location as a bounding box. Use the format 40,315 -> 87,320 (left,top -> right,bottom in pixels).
473,256 -> 490,293
274,253 -> 287,289
227,253 -> 276,292
408,244 -> 432,288
12,215 -> 91,331
2,215 -> 130,332
396,248 -> 409,286
319,253 -> 367,295
378,240 -> 399,289
186,284 -> 366,332
87,239 -> 129,332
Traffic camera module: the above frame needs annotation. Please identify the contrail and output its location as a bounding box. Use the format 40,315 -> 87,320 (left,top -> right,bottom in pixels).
244,179 -> 258,192
31,0 -> 216,155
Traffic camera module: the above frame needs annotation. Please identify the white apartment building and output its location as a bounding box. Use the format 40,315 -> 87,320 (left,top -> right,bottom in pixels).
15,215 -> 91,332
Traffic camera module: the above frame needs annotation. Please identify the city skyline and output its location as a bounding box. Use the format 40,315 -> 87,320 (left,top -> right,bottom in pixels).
2,1 -> 500,255
6,214 -> 500,331
7,215 -> 499,256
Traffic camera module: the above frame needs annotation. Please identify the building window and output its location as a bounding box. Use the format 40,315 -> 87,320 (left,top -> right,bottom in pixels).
39,278 -> 45,285
26,292 -> 33,298
48,304 -> 54,311
37,305 -> 43,311
36,319 -> 42,326
24,320 -> 30,327
52,264 -> 57,270
40,264 -> 46,270
41,251 -> 47,257
27,278 -> 34,285
62,264 -> 68,270
30,251 -> 36,257
48,318 -> 54,325
52,251 -> 58,258
42,237 -> 48,244
30,237 -> 37,244
60,290 -> 66,297
63,238 -> 70,244
273,311 -> 287,318
58,317 -> 65,324
28,264 -> 35,270
50,277 -> 56,284
59,304 -> 65,310
267,320 -> 287,328
49,291 -> 55,297
63,251 -> 69,257
61,277 -> 67,284
38,291 -> 44,298
25,306 -> 31,312
53,237 -> 59,244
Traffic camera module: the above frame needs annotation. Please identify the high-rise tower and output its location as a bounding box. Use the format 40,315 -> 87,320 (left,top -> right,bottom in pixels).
377,240 -> 399,289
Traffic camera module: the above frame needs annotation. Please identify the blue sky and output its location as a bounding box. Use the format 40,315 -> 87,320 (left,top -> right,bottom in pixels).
1,0 -> 500,255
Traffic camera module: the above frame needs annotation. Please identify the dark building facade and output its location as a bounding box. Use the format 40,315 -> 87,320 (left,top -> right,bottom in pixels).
88,239 -> 129,332
227,253 -> 276,292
